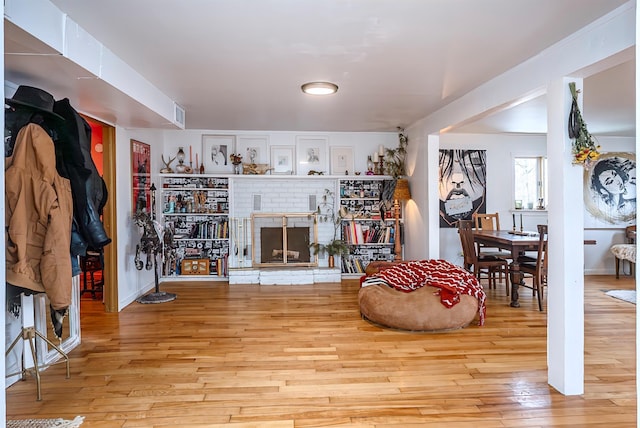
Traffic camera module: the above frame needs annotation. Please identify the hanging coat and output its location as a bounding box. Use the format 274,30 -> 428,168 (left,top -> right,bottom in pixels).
52,98 -> 111,250
5,123 -> 74,310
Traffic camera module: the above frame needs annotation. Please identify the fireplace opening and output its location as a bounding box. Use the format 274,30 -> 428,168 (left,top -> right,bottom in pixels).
252,213 -> 317,267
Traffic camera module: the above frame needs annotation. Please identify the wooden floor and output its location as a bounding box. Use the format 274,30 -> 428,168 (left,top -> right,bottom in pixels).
6,275 -> 637,427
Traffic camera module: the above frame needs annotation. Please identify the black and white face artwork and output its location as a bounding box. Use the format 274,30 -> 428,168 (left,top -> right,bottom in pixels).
439,149 -> 487,227
585,152 -> 636,225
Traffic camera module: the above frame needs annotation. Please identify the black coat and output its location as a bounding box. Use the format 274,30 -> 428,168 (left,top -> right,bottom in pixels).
52,98 -> 111,251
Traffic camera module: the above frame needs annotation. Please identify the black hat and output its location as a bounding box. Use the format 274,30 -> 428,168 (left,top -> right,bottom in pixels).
6,85 -> 65,122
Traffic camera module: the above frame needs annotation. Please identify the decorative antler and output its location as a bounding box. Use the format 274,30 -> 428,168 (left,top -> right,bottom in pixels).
160,154 -> 176,173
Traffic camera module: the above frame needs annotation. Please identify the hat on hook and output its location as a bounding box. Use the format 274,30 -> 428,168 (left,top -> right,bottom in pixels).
5,85 -> 65,122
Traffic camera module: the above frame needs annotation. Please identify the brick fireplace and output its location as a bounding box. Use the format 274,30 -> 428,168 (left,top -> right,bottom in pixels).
252,213 -> 317,267
228,176 -> 341,285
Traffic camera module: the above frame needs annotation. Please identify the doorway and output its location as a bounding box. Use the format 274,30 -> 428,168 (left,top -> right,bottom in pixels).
82,115 -> 118,312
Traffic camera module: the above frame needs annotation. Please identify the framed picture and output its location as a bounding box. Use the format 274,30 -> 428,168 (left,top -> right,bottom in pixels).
131,139 -> 151,215
296,136 -> 328,175
236,135 -> 269,164
438,149 -> 487,228
270,145 -> 296,175
584,152 -> 636,227
330,146 -> 354,175
202,134 -> 235,173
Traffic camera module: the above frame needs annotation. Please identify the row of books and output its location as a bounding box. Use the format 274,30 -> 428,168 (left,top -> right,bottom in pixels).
341,254 -> 395,274
342,221 -> 394,245
183,220 -> 228,240
342,257 -> 367,274
212,255 -> 228,277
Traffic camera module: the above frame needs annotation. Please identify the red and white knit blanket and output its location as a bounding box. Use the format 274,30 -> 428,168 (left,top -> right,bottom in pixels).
366,259 -> 486,326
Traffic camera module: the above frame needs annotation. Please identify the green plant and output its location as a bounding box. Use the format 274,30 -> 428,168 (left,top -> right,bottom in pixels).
310,238 -> 350,257
309,188 -> 349,257
384,127 -> 408,178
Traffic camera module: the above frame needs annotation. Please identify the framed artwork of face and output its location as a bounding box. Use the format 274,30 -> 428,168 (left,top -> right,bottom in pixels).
438,149 -> 487,228
584,152 -> 636,226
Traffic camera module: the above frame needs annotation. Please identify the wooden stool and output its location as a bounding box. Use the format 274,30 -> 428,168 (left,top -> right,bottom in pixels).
80,250 -> 104,298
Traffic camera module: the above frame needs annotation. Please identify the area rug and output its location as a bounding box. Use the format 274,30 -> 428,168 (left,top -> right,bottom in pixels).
605,289 -> 636,304
6,416 -> 84,428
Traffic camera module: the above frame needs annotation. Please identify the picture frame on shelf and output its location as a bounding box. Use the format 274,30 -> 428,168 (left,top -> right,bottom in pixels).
270,145 -> 296,175
296,135 -> 328,175
330,146 -> 354,175
202,134 -> 235,174
131,139 -> 151,215
236,135 -> 269,164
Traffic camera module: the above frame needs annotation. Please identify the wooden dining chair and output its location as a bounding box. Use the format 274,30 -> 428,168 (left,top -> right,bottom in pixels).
518,224 -> 547,311
472,212 -> 500,231
472,212 -> 511,282
458,219 -> 510,293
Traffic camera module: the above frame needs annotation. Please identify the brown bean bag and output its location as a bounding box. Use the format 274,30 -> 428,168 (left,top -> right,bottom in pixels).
358,284 -> 479,331
360,260 -> 481,331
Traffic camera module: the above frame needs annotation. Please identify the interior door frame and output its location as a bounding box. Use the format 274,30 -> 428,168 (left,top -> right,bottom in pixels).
86,117 -> 118,312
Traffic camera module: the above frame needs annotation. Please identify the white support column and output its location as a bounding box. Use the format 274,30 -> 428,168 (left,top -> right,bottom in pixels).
546,77 -> 585,395
427,134 -> 440,259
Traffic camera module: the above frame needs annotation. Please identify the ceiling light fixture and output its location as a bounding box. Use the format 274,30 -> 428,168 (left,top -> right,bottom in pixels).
301,81 -> 338,95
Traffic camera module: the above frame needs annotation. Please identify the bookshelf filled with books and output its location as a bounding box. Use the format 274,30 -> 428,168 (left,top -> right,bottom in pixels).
338,177 -> 398,275
159,174 -> 230,279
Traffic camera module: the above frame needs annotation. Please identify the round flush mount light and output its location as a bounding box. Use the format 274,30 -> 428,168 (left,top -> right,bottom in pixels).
301,81 -> 338,95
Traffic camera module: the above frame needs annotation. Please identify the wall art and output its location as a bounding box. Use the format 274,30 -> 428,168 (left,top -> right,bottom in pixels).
438,149 -> 487,228
584,152 -> 635,227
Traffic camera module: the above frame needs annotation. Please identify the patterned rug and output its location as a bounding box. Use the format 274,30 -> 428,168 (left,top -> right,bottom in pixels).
605,289 -> 636,304
6,416 -> 84,428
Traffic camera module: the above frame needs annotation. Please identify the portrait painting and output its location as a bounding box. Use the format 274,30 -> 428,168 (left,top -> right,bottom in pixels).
202,135 -> 235,173
584,152 -> 636,226
236,136 -> 269,164
438,149 -> 487,228
296,136 -> 328,175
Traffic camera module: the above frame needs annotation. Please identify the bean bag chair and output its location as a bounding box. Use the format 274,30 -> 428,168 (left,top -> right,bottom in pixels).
358,260 -> 485,331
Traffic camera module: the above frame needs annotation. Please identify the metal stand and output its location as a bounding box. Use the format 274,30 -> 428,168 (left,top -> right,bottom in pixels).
136,251 -> 176,304
5,294 -> 70,401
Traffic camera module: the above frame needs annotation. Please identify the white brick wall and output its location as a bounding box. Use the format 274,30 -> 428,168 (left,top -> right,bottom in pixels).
227,176 -> 342,281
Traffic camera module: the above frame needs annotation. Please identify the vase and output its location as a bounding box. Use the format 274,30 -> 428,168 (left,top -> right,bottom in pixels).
233,164 -> 241,174
328,255 -> 335,268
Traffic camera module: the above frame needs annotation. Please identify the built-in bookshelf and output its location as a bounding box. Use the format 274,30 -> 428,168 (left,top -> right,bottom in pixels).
338,177 -> 398,275
159,174 -> 230,279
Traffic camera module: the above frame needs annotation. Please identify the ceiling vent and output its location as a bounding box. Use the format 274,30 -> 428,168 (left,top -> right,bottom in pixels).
173,103 -> 185,129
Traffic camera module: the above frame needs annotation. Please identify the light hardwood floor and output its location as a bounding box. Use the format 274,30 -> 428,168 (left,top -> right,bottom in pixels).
6,275 -> 636,427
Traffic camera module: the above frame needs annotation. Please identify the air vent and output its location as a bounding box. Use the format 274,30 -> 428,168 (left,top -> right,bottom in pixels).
253,194 -> 261,211
174,103 -> 185,129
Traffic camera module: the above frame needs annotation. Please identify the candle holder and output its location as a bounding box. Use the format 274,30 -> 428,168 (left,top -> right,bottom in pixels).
175,147 -> 187,173
366,156 -> 374,175
520,214 -> 524,232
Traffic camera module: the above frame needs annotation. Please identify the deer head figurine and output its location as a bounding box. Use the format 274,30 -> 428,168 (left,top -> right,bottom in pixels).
160,154 -> 176,173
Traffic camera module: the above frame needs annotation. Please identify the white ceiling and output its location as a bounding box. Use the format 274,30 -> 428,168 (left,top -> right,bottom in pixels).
4,0 -> 635,135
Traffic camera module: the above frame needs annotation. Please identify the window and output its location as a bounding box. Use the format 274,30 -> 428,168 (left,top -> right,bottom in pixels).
514,156 -> 547,209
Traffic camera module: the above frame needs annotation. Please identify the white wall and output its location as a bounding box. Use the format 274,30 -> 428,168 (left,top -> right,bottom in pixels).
115,127 -> 165,310
437,132 -> 635,274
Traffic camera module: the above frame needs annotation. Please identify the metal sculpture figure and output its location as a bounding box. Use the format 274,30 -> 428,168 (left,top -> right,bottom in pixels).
134,183 -> 176,304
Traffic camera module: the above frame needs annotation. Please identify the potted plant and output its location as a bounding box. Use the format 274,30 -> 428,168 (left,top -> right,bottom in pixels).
383,127 -> 408,179
309,188 -> 349,268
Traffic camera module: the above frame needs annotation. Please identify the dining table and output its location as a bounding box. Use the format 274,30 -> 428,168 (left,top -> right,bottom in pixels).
472,229 -> 543,308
